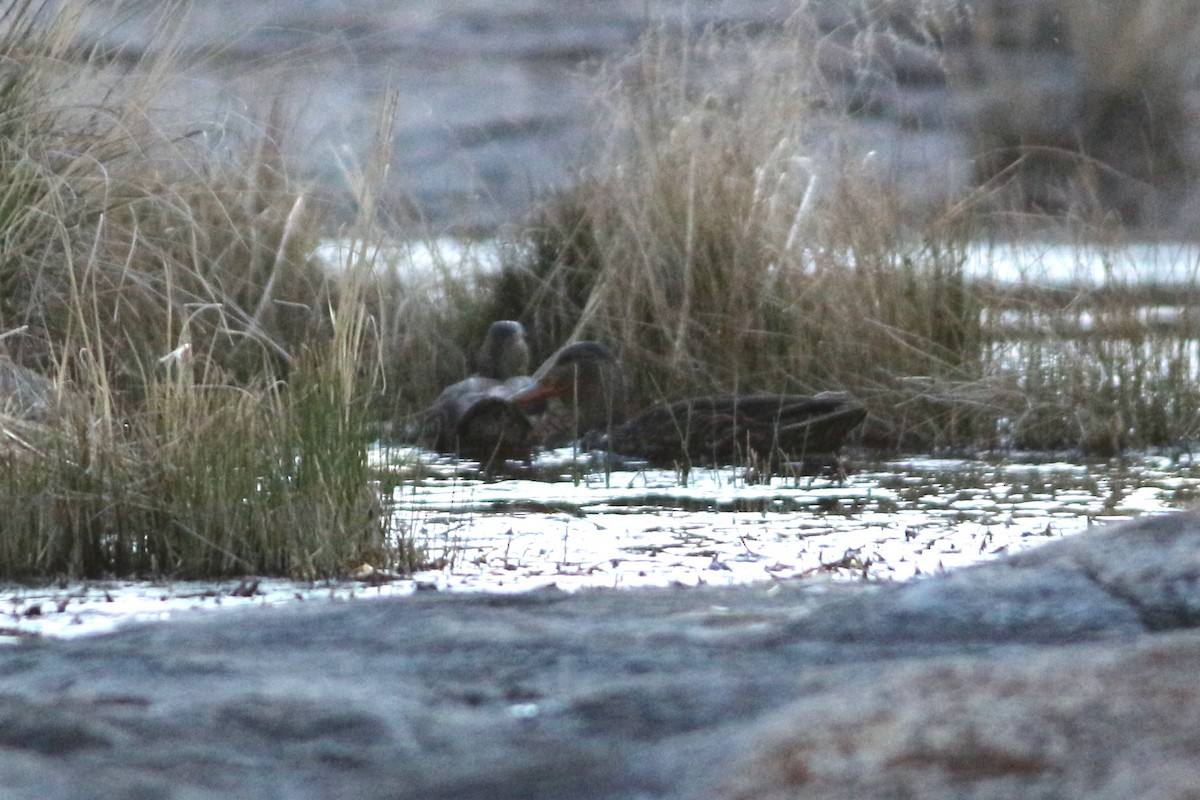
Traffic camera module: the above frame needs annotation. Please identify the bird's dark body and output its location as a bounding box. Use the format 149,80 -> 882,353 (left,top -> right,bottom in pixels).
414,322 -> 866,472
586,393 -> 866,468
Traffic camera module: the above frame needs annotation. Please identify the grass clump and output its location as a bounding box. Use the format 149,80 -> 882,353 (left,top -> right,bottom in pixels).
0,349 -> 387,580
0,2 -> 402,580
979,278 -> 1200,454
486,14 -> 1200,455
486,20 -> 987,449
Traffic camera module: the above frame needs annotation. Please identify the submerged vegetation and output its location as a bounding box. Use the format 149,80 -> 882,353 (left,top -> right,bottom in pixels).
1,1 -> 1199,579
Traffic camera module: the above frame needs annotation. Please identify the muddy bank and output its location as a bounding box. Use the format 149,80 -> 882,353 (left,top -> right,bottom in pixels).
2,510 -> 1199,798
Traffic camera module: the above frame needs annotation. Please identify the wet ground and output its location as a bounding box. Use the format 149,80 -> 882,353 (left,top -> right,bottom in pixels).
5,449 -> 1197,642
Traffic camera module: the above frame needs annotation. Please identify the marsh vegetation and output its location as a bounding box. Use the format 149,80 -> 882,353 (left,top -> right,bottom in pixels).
1,0 -> 1199,580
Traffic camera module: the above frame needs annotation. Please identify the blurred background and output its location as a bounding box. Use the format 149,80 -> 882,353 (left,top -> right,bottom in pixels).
71,0 -> 1200,237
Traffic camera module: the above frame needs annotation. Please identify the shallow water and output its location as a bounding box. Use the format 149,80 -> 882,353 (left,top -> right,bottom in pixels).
384,447 -> 1195,591
5,449 -> 1197,642
8,241 -> 1199,643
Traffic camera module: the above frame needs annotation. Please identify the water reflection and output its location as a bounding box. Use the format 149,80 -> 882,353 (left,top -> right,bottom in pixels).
6,449 -> 1196,641
383,447 -> 1200,590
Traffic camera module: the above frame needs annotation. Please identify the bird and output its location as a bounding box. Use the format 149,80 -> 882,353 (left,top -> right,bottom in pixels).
508,341 -> 625,448
433,319 -> 533,401
509,343 -> 866,470
473,319 -> 530,382
435,339 -> 625,464
582,392 -> 867,471
419,321 -> 537,465
421,327 -> 866,472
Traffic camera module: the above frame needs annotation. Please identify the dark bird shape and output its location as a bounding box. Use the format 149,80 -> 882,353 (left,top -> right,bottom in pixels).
425,338 -> 623,464
420,321 -> 536,464
423,331 -> 866,472
473,319 -> 530,381
511,343 -> 865,470
509,341 -> 625,448
439,393 -> 533,465
433,320 -> 533,401
583,392 -> 867,470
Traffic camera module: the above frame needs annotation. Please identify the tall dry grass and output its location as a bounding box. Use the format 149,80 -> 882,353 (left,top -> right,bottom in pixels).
0,1 -> 403,580
484,19 -> 986,449
484,11 -> 1200,454
977,278 -> 1200,453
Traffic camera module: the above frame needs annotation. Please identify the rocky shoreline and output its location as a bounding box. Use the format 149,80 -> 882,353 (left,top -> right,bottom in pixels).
3,510 -> 1199,798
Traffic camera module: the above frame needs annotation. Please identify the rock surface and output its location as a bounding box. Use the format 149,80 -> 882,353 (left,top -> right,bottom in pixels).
3,510 -> 1200,798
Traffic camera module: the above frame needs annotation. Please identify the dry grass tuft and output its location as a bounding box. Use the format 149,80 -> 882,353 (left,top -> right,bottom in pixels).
0,1 -> 403,580
484,20 -> 986,448
483,11 -> 1200,454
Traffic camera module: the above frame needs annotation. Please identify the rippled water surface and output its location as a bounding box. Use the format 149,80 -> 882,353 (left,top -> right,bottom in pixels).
385,448 -> 1197,588
5,450 -> 1198,642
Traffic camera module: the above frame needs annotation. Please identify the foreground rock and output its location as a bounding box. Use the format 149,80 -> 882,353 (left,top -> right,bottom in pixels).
3,511 -> 1200,799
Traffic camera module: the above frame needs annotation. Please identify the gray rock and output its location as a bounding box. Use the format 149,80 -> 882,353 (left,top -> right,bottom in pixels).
3,511 -> 1200,798
717,632 -> 1200,800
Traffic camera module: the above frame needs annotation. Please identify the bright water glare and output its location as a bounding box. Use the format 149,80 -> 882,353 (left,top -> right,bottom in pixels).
5,448 -> 1199,642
